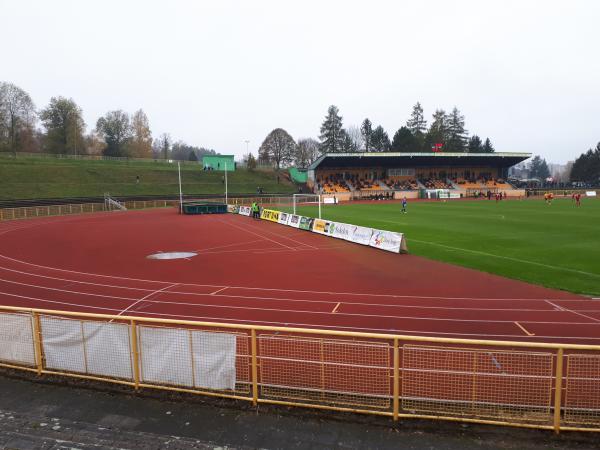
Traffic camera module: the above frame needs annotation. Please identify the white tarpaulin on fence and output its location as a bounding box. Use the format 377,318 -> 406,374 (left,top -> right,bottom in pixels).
0,313 -> 35,366
368,229 -> 408,253
40,316 -> 86,373
238,206 -> 252,216
287,214 -> 301,228
278,212 -> 291,225
586,191 -> 597,197
191,331 -> 237,390
83,321 -> 133,379
139,326 -> 237,391
40,316 -> 133,378
347,224 -> 374,245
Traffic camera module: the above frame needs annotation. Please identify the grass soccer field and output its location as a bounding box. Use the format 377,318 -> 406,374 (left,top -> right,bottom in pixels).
287,197 -> 600,297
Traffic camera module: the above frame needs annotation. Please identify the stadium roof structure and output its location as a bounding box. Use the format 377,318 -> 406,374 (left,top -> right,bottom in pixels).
308,152 -> 531,170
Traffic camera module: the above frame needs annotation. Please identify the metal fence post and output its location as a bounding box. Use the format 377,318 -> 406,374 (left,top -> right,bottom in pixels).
251,329 -> 259,406
554,348 -> 564,433
32,312 -> 44,376
131,320 -> 141,390
393,338 -> 400,421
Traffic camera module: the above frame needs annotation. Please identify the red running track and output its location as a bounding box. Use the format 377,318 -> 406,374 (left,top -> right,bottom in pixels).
0,208 -> 599,344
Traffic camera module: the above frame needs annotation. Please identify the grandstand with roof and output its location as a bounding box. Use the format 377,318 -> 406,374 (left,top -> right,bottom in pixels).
307,152 -> 531,200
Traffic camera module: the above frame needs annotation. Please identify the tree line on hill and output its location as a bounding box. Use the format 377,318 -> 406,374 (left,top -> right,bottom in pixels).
258,103 -> 495,169
0,82 -> 216,161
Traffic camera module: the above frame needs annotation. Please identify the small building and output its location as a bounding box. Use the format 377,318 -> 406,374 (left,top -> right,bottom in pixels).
202,155 -> 236,171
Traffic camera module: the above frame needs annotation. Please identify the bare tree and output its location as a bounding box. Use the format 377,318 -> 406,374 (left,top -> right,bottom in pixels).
0,82 -> 36,155
295,138 -> 320,167
346,125 -> 364,151
157,133 -> 171,160
258,128 -> 296,170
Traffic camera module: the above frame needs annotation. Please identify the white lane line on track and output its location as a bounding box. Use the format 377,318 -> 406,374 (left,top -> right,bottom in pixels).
216,218 -> 297,251
1,286 -> 598,326
210,286 -> 229,295
115,283 -> 179,318
546,300 -> 565,311
514,322 -> 535,336
4,276 -> 600,314
234,217 -> 319,250
406,237 -> 600,279
545,300 -> 600,324
0,261 -> 590,303
194,239 -> 265,253
3,290 -> 599,341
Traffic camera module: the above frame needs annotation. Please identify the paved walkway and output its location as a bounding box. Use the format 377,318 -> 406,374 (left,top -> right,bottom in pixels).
0,370 -> 598,450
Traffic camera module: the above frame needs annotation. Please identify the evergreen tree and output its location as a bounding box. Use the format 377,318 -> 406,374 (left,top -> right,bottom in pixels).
392,126 -> 419,152
371,125 -> 391,152
360,118 -> 373,152
528,155 -> 551,180
445,107 -> 468,152
570,143 -> 600,184
424,109 -> 448,152
319,105 -> 344,153
482,137 -> 495,153
467,135 -> 483,153
406,102 -> 427,135
340,129 -> 356,152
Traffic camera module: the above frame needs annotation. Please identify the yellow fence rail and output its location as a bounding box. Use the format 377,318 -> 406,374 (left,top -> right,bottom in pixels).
0,305 -> 599,433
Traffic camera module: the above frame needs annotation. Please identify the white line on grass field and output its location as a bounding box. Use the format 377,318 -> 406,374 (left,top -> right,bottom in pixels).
408,238 -> 600,279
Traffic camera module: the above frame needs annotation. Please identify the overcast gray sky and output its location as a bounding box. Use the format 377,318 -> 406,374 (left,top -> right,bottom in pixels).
2,0 -> 599,163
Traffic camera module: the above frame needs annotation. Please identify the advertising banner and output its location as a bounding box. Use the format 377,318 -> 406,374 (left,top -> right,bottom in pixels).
260,209 -> 281,222
586,191 -> 597,197
288,214 -> 301,228
368,229 -> 407,253
227,204 -> 238,213
347,225 -> 374,245
278,212 -> 291,225
329,222 -> 353,240
238,206 -> 251,216
298,216 -> 315,231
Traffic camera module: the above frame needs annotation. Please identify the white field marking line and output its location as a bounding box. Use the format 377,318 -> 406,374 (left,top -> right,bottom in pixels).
514,322 -> 535,336
546,300 -> 565,311
0,256 -> 588,303
332,302 -> 341,313
216,218 -> 296,251
545,300 -> 600,324
1,284 -> 596,326
210,286 -> 229,295
115,283 -> 179,318
108,309 -> 600,342
5,275 -> 596,314
194,239 -> 265,253
2,288 -> 598,342
235,217 -> 319,250
408,237 -> 600,279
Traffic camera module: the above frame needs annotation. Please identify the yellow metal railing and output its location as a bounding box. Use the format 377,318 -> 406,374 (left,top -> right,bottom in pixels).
1,305 -> 599,433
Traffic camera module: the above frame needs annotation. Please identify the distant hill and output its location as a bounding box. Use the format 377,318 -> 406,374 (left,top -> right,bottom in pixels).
0,155 -> 295,200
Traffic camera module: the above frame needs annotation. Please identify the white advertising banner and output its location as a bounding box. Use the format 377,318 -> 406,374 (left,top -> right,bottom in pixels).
278,212 -> 291,225
347,224 -> 374,246
368,229 -> 408,253
287,214 -> 302,228
238,206 -> 252,216
328,222 -> 353,240
586,191 -> 597,197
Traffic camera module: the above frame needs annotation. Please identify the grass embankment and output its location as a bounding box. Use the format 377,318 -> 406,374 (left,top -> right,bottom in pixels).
0,157 -> 295,199
289,198 -> 600,296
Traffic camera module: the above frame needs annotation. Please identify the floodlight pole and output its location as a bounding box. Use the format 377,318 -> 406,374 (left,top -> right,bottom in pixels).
178,162 -> 183,214
319,195 -> 322,219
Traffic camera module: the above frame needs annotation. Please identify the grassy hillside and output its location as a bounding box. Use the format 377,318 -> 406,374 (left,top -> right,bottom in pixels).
287,198 -> 600,296
0,157 -> 295,199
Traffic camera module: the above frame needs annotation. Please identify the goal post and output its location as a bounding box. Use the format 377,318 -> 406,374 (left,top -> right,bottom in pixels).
293,193 -> 322,218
